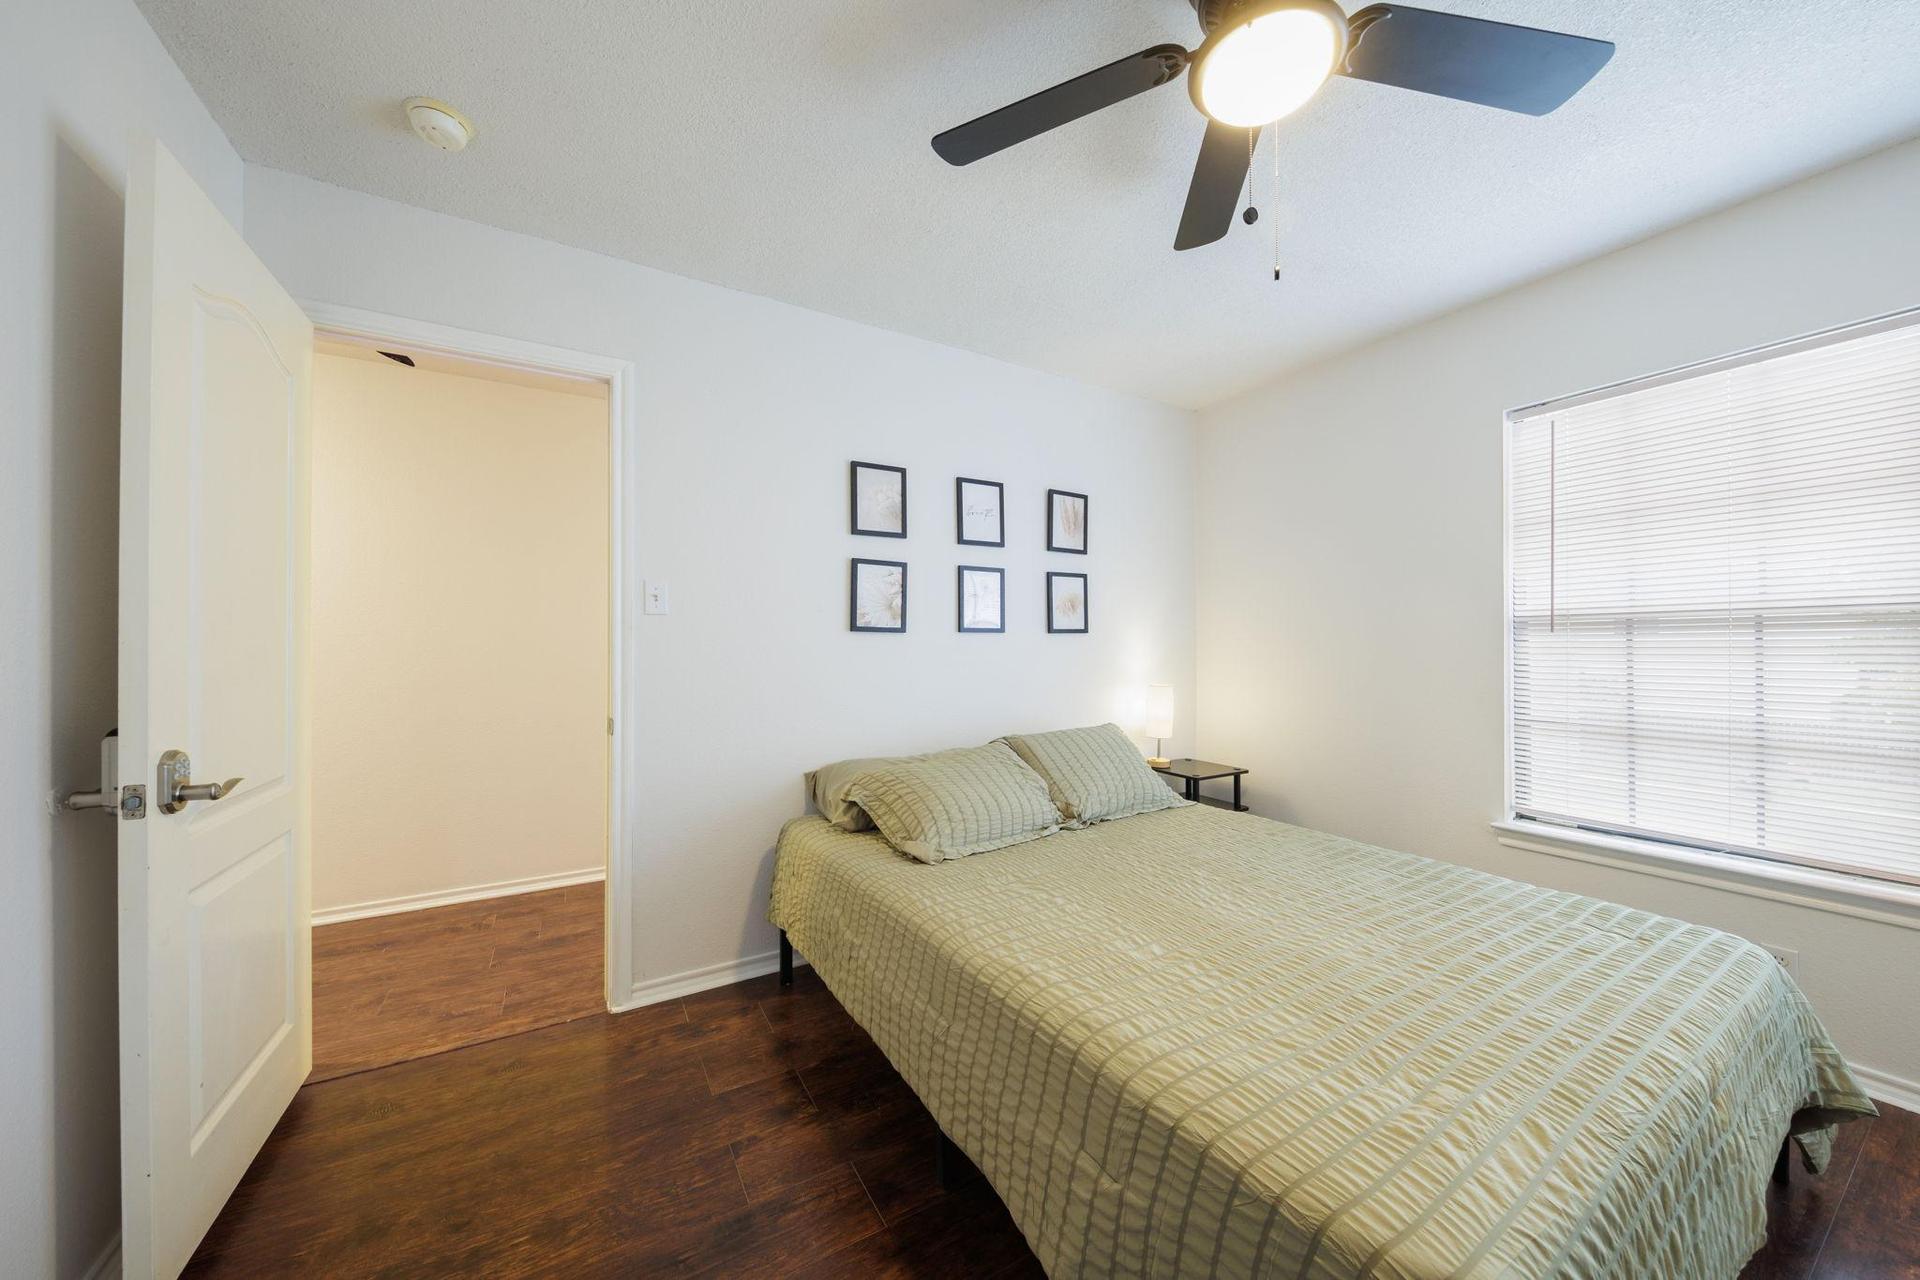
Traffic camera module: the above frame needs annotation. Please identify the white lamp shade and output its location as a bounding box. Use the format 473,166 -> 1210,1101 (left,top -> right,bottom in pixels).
1144,684 -> 1175,741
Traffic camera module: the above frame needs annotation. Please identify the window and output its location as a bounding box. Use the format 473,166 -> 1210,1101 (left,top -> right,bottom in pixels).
1505,313 -> 1920,889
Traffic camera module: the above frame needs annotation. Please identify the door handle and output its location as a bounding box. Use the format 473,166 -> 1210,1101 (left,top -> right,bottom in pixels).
157,749 -> 243,815
178,778 -> 243,803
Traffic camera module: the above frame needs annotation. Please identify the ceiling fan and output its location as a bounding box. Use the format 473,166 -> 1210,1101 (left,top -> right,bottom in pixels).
931,1 -> 1614,251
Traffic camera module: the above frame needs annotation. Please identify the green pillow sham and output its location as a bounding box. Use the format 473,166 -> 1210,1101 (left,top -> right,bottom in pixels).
805,754 -> 917,832
999,723 -> 1191,825
845,742 -> 1060,864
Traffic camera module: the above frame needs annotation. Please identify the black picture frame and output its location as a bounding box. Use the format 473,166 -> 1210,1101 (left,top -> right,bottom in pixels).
850,461 -> 907,538
849,558 -> 908,632
1046,572 -> 1088,634
1046,488 -> 1088,554
956,565 -> 1006,633
955,477 -> 1005,547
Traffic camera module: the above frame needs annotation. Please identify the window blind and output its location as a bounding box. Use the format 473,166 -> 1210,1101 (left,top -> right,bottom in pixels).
1507,315 -> 1920,888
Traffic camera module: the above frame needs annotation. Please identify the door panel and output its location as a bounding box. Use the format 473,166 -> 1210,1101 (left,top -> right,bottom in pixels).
186,833 -> 294,1145
188,293 -> 294,800
120,137 -> 312,1280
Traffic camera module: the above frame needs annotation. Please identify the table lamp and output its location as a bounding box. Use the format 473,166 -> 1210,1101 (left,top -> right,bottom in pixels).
1144,684 -> 1174,768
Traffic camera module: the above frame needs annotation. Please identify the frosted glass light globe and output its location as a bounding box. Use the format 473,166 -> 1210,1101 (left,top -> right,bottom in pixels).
1193,7 -> 1341,127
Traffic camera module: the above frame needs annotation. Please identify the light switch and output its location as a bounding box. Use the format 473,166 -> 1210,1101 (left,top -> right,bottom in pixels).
643,581 -> 670,615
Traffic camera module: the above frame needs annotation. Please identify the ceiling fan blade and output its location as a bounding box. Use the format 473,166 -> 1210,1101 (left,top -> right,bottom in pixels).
932,44 -> 1189,166
1174,120 -> 1257,252
1339,4 -> 1613,116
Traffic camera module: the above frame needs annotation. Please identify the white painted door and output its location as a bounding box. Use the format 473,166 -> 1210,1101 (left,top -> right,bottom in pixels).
117,137 -> 312,1280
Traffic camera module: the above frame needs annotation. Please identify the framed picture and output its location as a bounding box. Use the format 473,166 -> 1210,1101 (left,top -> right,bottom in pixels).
1047,489 -> 1088,554
850,461 -> 907,538
1047,572 -> 1088,633
957,565 -> 1005,633
850,558 -> 907,632
955,477 -> 1005,547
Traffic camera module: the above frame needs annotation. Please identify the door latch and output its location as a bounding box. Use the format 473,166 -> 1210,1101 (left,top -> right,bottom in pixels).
61,730 -> 121,815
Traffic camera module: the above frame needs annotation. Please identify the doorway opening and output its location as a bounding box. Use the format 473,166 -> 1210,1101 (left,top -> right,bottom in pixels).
304,326 -> 620,1080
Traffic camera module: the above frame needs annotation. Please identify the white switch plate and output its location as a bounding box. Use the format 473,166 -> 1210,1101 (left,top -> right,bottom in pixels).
643,581 -> 669,615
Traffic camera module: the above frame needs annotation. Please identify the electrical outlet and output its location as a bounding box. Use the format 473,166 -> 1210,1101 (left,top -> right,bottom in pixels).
1759,943 -> 1799,980
643,581 -> 669,615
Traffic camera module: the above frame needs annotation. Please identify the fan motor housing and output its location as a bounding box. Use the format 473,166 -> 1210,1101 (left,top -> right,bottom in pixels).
1190,0 -> 1252,33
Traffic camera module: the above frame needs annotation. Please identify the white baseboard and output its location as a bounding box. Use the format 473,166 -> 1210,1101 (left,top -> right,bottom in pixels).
312,867 -> 604,926
80,1234 -> 120,1280
1850,1061 -> 1920,1114
612,947 -> 810,1012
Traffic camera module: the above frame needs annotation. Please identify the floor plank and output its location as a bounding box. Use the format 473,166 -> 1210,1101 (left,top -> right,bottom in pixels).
310,880 -> 604,1081
1809,1103 -> 1920,1280
191,968 -> 1918,1278
1740,1116 -> 1874,1280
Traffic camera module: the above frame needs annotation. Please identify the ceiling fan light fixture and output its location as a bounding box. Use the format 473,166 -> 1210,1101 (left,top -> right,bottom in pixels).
1190,0 -> 1347,128
929,0 -> 1613,253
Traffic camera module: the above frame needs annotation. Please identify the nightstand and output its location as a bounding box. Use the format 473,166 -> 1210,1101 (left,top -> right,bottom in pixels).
1153,758 -> 1249,812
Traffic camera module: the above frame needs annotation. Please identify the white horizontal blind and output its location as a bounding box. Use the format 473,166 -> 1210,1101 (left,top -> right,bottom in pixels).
1508,316 -> 1920,887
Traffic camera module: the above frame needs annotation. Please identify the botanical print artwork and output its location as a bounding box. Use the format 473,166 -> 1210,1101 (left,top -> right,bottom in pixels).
958,565 -> 1005,633
851,462 -> 907,538
1047,489 -> 1088,554
956,477 -> 1005,547
1048,572 -> 1088,633
851,558 -> 907,632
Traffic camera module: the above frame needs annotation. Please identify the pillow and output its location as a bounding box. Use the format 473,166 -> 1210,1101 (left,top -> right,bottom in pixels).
845,742 -> 1060,864
999,723 -> 1191,825
805,755 -> 918,832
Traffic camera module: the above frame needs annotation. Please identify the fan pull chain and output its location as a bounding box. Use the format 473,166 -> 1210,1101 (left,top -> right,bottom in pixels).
1241,130 -> 1259,226
1272,130 -> 1283,281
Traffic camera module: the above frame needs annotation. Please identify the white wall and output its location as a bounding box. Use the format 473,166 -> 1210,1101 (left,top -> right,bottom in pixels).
311,351 -> 609,916
245,167 -> 1198,998
0,1 -> 244,1275
1196,138 -> 1920,1098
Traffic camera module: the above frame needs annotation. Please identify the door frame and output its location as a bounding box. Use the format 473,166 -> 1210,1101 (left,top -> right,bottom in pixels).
301,300 -> 635,1012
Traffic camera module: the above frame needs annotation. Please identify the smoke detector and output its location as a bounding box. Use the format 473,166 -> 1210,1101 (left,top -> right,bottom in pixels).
404,97 -> 475,152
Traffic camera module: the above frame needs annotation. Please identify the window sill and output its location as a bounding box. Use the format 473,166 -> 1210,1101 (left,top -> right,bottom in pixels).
1490,819 -> 1920,932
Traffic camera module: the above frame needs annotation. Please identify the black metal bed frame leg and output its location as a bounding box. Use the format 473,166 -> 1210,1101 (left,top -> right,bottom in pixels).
1774,1135 -> 1791,1186
778,930 -> 793,988
936,1129 -> 964,1191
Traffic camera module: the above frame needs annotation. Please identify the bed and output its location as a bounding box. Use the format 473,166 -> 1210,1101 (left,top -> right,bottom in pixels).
767,803 -> 1875,1280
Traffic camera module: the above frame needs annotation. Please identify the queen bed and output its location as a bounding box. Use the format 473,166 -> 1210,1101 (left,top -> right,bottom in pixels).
768,743 -> 1874,1280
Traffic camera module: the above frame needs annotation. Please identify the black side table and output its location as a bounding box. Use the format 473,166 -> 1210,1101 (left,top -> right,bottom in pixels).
1153,758 -> 1249,812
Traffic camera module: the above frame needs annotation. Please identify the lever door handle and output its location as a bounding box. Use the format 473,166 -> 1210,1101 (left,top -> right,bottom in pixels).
157,749 -> 242,815
177,778 -> 243,804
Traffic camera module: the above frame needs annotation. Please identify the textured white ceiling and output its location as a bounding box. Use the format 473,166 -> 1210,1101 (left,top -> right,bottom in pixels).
137,0 -> 1920,408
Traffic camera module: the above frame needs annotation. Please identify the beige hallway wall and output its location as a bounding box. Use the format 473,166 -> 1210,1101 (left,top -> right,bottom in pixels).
312,347 -> 609,916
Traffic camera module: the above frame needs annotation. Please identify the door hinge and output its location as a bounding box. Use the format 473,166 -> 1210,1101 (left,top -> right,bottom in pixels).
607,716 -> 615,736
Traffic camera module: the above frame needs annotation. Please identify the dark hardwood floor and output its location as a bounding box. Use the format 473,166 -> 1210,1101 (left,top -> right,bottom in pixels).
1744,1100 -> 1920,1280
311,880 -> 604,1081
190,964 -> 1915,1278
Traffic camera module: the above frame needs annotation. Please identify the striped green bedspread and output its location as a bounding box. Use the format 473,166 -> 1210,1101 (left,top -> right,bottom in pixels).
768,805 -> 1874,1279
